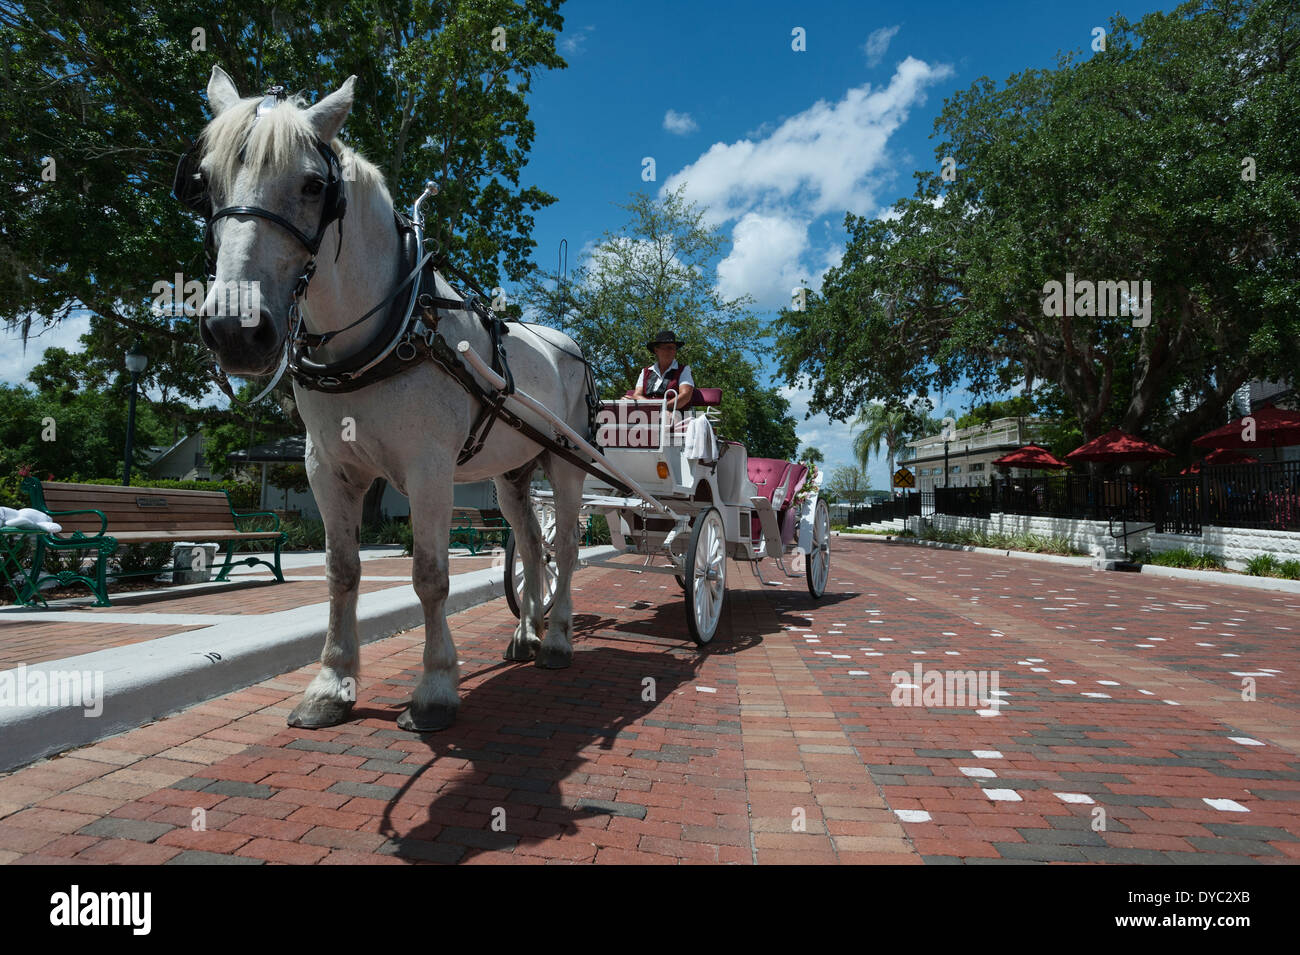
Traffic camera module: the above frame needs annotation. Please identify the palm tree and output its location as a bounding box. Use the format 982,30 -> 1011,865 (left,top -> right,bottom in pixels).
851,403 -> 911,490
800,445 -> 825,467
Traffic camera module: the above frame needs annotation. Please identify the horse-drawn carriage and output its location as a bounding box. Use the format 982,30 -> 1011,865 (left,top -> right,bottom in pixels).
499,385 -> 831,645
178,68 -> 829,731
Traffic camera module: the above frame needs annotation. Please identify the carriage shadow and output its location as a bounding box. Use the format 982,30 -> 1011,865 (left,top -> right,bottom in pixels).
368,582 -> 858,862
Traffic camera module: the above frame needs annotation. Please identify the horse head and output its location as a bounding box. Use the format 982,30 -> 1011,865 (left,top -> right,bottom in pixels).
183,66 -> 356,376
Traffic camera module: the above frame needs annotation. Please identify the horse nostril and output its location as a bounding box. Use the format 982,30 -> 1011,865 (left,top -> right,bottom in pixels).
250,310 -> 278,348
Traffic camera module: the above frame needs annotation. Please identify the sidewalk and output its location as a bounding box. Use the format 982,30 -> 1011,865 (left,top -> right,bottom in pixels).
0,546 -> 611,772
1,536 -> 1296,864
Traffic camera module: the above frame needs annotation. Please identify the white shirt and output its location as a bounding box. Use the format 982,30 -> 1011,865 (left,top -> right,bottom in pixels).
642,360 -> 693,395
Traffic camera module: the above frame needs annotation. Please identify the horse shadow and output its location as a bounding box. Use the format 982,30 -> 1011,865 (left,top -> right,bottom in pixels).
365,580 -> 857,862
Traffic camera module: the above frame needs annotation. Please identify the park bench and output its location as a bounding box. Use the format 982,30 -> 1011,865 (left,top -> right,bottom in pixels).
19,477 -> 285,607
450,506 -> 510,555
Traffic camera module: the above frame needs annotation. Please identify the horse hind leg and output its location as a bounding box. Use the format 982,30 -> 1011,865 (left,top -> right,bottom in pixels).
494,464 -> 544,661
535,454 -> 583,670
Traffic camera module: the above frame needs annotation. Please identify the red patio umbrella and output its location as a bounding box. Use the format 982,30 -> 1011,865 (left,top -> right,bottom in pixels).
1179,448 -> 1260,475
992,444 -> 1070,470
1066,428 -> 1173,463
1193,405 -> 1300,452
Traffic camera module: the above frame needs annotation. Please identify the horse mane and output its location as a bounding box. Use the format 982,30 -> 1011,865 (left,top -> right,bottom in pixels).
198,93 -> 389,203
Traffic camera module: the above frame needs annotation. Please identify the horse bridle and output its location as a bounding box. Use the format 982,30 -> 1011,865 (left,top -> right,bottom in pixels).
173,85 -> 347,269
173,85 -> 348,402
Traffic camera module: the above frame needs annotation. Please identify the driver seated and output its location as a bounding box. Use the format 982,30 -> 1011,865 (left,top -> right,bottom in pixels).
632,329 -> 694,411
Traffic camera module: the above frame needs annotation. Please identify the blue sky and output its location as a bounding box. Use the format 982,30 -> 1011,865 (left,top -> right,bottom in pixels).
3,0 -> 1178,489
509,0 -> 1177,488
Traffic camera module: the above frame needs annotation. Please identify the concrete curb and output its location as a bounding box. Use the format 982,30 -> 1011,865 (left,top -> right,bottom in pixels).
1135,563 -> 1300,594
0,546 -> 617,773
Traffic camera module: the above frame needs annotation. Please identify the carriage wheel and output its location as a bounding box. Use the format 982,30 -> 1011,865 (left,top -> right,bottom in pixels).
805,497 -> 830,598
504,502 -> 558,619
685,507 -> 726,646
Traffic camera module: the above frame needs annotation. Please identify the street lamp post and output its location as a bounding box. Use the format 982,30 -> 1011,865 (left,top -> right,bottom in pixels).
123,343 -> 149,485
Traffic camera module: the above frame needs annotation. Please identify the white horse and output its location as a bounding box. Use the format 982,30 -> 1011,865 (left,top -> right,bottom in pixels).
191,66 -> 586,731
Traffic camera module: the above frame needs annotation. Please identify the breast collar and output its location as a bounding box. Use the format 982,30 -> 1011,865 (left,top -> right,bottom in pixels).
288,210 -> 511,395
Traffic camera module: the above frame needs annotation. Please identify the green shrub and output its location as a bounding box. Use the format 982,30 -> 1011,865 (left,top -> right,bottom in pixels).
1245,554 -> 1281,577
280,516 -> 326,551
1279,559 -> 1300,580
585,513 -> 611,546
115,542 -> 173,575
1147,548 -> 1224,570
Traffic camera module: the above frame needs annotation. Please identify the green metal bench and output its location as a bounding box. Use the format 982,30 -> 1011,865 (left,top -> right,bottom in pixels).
20,477 -> 286,607
450,506 -> 509,555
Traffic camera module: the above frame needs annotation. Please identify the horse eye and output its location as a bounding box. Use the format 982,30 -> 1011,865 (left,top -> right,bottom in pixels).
302,178 -> 325,197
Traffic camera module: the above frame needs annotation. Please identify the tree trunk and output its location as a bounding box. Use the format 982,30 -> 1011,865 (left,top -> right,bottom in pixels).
362,478 -> 388,527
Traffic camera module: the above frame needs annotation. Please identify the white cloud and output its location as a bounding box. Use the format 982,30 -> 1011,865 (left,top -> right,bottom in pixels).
863,25 -> 900,68
662,57 -> 951,310
663,109 -> 698,136
716,212 -> 810,306
1,312 -> 92,386
664,57 -> 951,226
560,25 -> 594,56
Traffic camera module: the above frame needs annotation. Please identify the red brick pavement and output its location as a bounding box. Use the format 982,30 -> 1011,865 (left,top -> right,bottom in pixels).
1,536 -> 1296,864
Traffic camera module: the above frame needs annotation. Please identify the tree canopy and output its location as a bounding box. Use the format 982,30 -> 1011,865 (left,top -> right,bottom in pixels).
1,0 -> 567,383
776,0 -> 1300,452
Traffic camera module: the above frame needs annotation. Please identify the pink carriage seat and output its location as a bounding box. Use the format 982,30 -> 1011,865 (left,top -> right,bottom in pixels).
778,463 -> 810,546
747,457 -> 792,542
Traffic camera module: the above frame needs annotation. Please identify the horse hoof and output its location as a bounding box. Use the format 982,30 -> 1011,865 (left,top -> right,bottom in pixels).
397,704 -> 457,733
287,699 -> 354,729
503,640 -> 538,662
533,644 -> 572,669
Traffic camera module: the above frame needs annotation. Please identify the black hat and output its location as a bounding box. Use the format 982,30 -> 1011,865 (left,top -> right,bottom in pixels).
646,329 -> 685,351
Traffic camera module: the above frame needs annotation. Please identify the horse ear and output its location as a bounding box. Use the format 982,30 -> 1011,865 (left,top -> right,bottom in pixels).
207,65 -> 241,116
305,75 -> 357,144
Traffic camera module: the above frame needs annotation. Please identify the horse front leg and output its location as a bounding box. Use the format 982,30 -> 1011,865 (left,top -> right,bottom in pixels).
397,474 -> 459,732
287,467 -> 367,729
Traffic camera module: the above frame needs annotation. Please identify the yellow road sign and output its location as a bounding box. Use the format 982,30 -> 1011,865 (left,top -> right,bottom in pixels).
893,467 -> 915,489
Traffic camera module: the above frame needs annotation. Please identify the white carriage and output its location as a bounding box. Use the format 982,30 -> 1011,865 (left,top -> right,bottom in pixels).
491,384 -> 832,645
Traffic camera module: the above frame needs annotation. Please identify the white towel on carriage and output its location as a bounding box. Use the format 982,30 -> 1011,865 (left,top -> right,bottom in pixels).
684,415 -> 718,461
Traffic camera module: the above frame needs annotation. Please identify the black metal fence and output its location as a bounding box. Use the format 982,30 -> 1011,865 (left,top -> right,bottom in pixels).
926,462 -> 1300,534
842,492 -> 932,526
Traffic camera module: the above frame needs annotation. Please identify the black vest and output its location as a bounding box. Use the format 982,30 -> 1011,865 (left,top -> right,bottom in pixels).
642,363 -> 684,398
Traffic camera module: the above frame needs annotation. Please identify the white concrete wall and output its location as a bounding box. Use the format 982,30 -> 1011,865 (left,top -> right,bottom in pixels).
1146,525 -> 1300,568
925,512 -> 1300,568
928,512 -> 1132,558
